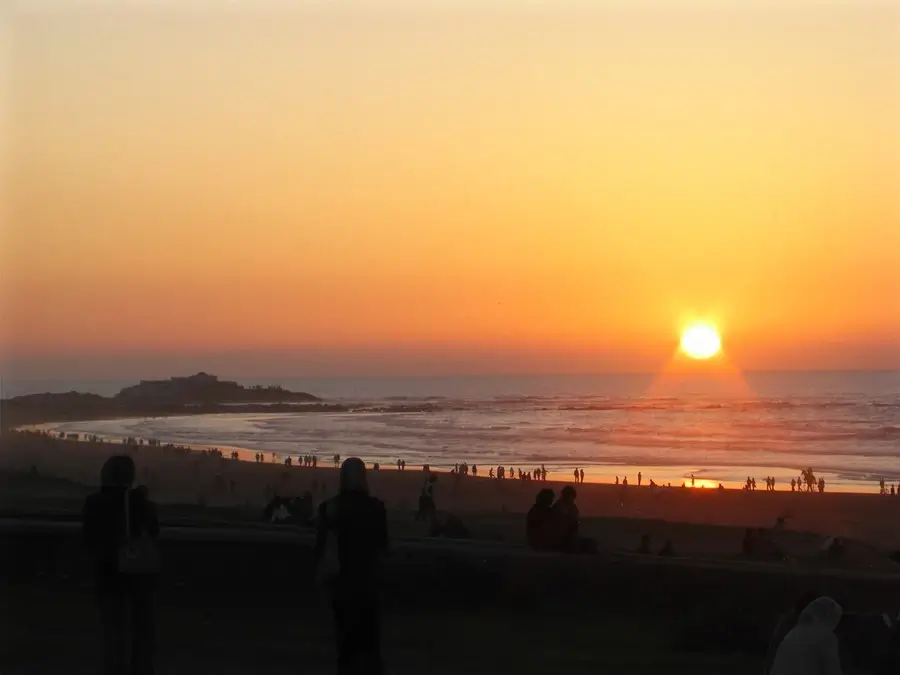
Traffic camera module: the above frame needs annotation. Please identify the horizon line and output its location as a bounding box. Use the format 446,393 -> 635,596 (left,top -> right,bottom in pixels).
3,367 -> 900,383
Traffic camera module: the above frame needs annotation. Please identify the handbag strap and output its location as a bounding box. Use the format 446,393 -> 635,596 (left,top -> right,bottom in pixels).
123,489 -> 131,540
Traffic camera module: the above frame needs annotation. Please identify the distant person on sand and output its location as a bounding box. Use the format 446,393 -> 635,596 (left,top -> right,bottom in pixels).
83,455 -> 160,675
526,489 -> 557,551
315,458 -> 388,675
579,468 -> 584,484
769,596 -> 844,675
638,471 -> 642,486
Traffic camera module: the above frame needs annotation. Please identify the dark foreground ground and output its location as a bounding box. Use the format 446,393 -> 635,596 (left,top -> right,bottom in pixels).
4,520 -> 900,675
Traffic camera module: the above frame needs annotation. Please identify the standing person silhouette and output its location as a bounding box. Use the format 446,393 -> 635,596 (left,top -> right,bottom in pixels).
82,455 -> 160,675
316,458 -> 389,675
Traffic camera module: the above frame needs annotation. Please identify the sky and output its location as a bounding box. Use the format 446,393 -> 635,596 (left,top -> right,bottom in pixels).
2,0 -> 899,379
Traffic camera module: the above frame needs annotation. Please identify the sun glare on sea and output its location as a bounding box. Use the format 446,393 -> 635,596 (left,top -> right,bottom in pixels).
680,323 -> 722,360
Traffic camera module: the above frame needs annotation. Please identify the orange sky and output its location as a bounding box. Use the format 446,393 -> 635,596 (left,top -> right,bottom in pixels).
2,0 -> 899,378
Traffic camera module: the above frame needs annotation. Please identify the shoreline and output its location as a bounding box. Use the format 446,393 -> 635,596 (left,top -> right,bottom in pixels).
16,414 -> 897,496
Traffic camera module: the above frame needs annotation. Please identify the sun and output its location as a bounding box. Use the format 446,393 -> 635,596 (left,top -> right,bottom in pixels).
680,323 -> 722,360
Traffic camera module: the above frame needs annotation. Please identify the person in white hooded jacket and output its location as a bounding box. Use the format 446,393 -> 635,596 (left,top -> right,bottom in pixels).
770,596 -> 844,675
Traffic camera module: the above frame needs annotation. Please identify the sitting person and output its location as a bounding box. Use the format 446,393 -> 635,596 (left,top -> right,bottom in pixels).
756,528 -> 786,561
290,492 -> 315,526
526,489 -> 557,551
551,486 -> 580,554
658,540 -> 675,557
264,496 -> 291,524
429,512 -> 471,539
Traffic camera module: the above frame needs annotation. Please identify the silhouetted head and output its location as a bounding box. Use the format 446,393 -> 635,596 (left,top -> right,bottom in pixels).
560,486 -> 577,502
797,596 -> 842,632
534,489 -> 555,508
340,457 -> 368,495
100,455 -> 136,488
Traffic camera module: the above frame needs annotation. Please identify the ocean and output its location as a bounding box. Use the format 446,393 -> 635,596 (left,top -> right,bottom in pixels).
6,371 -> 900,493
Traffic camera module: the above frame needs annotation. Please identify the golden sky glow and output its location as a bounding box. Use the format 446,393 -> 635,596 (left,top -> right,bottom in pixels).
2,0 -> 899,378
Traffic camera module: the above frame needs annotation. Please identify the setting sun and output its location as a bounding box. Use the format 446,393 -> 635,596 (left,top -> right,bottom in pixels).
680,324 -> 722,360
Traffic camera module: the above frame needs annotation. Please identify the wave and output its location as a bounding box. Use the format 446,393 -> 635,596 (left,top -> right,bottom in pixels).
41,385 -> 900,489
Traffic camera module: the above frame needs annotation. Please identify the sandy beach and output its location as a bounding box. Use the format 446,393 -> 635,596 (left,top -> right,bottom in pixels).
4,428 -> 900,572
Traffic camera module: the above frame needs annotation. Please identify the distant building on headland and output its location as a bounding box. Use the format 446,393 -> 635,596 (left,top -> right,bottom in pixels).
115,372 -> 318,404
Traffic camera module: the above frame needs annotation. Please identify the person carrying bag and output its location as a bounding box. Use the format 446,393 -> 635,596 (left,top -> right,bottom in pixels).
83,456 -> 161,675
313,458 -> 388,675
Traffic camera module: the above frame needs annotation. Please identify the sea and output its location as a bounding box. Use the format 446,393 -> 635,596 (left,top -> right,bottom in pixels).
4,371 -> 900,493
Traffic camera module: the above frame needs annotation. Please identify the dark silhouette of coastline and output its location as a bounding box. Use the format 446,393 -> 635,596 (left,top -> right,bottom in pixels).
0,372 -> 447,431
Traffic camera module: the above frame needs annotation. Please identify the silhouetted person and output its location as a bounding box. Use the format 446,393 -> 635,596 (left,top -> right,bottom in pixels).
769,597 -> 844,675
552,486 -> 580,553
579,468 -> 584,484
764,591 -> 820,675
526,489 -> 557,551
315,458 -> 388,675
82,455 -> 159,675
430,512 -> 471,539
637,471 -> 642,486
638,533 -> 651,554
742,528 -> 756,558
416,476 -> 437,521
